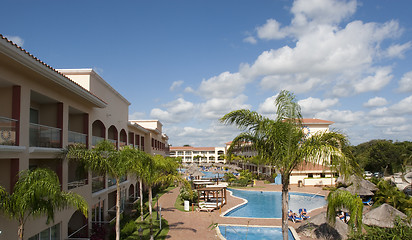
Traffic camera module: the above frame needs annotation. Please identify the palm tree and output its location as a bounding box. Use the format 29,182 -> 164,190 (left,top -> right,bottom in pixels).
0,168 -> 88,240
221,90 -> 350,240
66,140 -> 135,240
327,189 -> 363,231
129,148 -> 152,221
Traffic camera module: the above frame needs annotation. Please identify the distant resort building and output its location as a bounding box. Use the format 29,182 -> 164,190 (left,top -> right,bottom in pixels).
0,35 -> 168,239
226,118 -> 337,186
169,146 -> 226,164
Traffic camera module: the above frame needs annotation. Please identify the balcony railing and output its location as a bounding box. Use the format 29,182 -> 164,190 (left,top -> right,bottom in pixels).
92,136 -> 105,146
92,175 -> 105,193
107,139 -> 117,147
68,178 -> 88,190
0,116 -> 18,146
68,131 -> 87,145
29,123 -> 61,148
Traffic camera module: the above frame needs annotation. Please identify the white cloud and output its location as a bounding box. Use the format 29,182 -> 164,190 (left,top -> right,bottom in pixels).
397,71 -> 412,92
385,42 -> 412,59
170,80 -> 184,91
257,19 -> 287,40
150,98 -> 195,123
199,95 -> 251,120
290,0 -> 357,26
354,67 -> 393,93
373,117 -> 406,126
243,36 -> 257,44
5,35 -> 24,47
363,97 -> 388,108
184,87 -> 195,93
315,109 -> 364,124
368,107 -> 389,116
198,72 -> 248,99
298,97 -> 339,116
390,95 -> 412,114
258,95 -> 278,114
128,111 -> 146,120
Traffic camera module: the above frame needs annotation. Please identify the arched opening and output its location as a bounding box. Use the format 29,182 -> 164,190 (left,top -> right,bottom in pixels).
68,210 -> 88,239
92,120 -> 105,146
108,125 -> 118,147
119,129 -> 127,148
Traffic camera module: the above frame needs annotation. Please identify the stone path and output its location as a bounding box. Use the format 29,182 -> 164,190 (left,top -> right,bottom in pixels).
158,181 -> 329,239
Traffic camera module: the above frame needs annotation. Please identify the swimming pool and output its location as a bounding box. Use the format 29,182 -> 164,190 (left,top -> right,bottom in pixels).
218,225 -> 295,240
224,188 -> 326,218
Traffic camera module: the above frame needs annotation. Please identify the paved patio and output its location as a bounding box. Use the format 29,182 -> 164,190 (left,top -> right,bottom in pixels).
158,181 -> 329,239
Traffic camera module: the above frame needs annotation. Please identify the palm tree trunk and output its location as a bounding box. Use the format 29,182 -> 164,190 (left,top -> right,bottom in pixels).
139,178 -> 144,221
148,186 -> 153,218
282,176 -> 290,240
18,220 -> 24,240
116,179 -> 121,240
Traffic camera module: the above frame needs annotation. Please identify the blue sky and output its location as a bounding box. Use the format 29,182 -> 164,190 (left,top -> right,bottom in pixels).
2,0 -> 412,147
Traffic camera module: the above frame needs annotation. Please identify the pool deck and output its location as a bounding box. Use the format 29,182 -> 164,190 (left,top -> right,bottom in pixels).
158,181 -> 329,239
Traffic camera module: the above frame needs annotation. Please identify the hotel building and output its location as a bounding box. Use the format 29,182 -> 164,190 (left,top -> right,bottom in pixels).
0,35 -> 168,239
226,119 -> 337,186
169,146 -> 226,164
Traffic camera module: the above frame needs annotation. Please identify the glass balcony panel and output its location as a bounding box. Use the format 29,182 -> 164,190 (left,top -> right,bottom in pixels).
68,131 -> 87,145
29,123 -> 61,148
107,177 -> 116,187
92,136 -> 105,146
92,175 -> 105,193
0,116 -> 18,146
107,139 -> 117,147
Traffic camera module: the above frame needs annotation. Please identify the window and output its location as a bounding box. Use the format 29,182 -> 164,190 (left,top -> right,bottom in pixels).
308,173 -> 313,178
320,173 -> 326,178
28,223 -> 60,240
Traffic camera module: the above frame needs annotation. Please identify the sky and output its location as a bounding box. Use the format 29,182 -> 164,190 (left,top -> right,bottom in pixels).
2,0 -> 412,147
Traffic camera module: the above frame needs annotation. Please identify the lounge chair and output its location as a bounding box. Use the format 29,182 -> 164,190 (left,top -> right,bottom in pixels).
288,210 -> 302,223
299,208 -> 310,219
197,202 -> 214,212
362,198 -> 373,206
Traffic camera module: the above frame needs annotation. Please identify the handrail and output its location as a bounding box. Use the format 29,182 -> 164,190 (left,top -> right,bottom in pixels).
68,130 -> 87,137
29,122 -> 62,131
67,224 -> 88,238
0,116 -> 18,122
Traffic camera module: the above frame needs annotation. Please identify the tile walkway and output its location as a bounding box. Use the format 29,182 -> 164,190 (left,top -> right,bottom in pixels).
158,181 -> 329,239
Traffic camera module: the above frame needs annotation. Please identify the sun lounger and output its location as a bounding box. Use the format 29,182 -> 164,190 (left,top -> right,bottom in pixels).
288,210 -> 302,223
197,202 -> 215,212
299,208 -> 310,219
362,198 -> 373,206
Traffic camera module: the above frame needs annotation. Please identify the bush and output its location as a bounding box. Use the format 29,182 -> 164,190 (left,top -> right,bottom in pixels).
121,220 -> 137,239
179,184 -> 198,203
348,219 -> 412,240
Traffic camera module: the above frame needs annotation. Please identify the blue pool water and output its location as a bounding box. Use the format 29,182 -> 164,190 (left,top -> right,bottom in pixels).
218,225 -> 295,240
225,188 -> 326,218
201,171 -> 222,179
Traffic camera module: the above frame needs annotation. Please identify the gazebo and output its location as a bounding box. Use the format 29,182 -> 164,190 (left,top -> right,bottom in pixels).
197,186 -> 227,210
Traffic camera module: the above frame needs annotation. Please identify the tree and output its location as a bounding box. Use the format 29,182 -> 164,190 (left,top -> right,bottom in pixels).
66,141 -> 135,240
141,154 -> 183,239
326,189 -> 363,231
221,90 -> 349,240
129,148 -> 152,221
0,168 -> 88,240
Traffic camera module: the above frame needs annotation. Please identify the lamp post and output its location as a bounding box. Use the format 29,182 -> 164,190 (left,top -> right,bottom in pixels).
138,226 -> 143,240
156,194 -> 159,220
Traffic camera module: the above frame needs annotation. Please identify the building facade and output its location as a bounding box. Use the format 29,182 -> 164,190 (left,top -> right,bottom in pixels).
0,35 -> 168,240
225,119 -> 337,186
169,146 -> 226,164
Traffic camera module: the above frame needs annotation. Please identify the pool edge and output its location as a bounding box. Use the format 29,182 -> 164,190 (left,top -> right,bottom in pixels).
216,224 -> 301,240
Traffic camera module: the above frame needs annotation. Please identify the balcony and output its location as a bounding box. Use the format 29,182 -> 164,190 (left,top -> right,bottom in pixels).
68,131 -> 87,146
0,116 -> 18,146
92,175 -> 105,193
92,136 -> 105,146
29,123 -> 61,148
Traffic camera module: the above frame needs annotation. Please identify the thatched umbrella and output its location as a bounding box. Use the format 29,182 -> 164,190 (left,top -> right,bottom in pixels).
363,203 -> 407,228
337,175 -> 377,192
343,184 -> 374,197
297,212 -> 349,240
228,164 -> 242,170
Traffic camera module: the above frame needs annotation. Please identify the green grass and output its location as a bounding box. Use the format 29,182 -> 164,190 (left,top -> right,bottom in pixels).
174,192 -> 198,212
